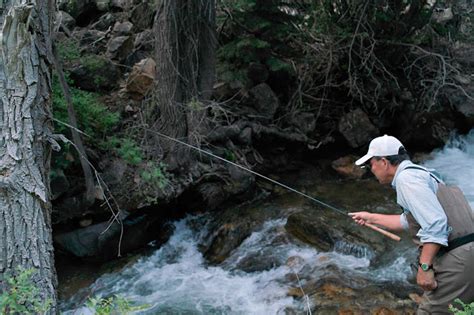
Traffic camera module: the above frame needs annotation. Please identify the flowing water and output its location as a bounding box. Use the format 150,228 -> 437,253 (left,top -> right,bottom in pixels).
61,130 -> 474,314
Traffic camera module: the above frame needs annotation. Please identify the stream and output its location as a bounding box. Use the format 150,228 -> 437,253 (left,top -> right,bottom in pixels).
60,130 -> 474,314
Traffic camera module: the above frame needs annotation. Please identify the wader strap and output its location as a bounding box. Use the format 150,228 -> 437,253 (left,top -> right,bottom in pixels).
438,233 -> 474,256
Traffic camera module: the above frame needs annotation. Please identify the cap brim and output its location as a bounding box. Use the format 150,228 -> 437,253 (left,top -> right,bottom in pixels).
355,154 -> 373,166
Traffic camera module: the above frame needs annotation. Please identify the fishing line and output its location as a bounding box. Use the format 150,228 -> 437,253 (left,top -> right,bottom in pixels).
150,129 -> 348,216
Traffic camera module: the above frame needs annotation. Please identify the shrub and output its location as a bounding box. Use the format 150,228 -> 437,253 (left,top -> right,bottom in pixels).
0,268 -> 51,314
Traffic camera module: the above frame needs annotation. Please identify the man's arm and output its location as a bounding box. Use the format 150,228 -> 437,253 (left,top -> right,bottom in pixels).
348,212 -> 404,232
417,243 -> 440,291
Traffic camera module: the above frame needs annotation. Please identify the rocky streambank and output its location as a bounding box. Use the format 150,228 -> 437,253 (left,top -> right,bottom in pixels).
52,0 -> 473,276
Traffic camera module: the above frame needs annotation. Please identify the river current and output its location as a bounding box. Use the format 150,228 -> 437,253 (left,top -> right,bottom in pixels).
61,130 -> 474,314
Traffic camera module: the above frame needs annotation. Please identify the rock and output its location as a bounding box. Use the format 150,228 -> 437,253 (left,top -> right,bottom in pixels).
290,112 -> 316,135
106,35 -> 134,62
110,0 -> 133,10
51,169 -> 70,200
285,206 -> 395,263
58,10 -> 76,30
238,127 -> 253,145
112,21 -> 133,36
452,43 -> 474,68
402,111 -> 457,150
338,108 -> 379,148
54,211 -> 173,261
90,12 -> 116,31
308,281 -> 418,314
77,29 -> 108,54
134,29 -> 154,52
125,58 -> 156,98
130,2 -> 156,32
58,0 -> 91,19
432,7 -> 453,24
247,62 -> 269,84
95,0 -> 111,11
331,155 -> 366,179
69,57 -> 120,91
249,83 -> 279,120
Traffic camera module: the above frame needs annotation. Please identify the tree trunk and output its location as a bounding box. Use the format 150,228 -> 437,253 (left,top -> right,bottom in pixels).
152,0 -> 216,170
0,0 -> 57,312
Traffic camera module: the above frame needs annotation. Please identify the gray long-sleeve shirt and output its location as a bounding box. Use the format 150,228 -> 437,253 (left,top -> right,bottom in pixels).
392,160 -> 450,246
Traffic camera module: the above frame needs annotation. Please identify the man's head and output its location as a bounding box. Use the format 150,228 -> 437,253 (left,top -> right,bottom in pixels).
355,135 -> 409,184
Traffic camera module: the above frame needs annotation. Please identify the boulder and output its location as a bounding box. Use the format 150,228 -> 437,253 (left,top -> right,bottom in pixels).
134,29 -> 154,52
331,155 -> 367,179
54,211 -> 174,261
339,108 -> 379,148
106,35 -> 134,62
249,83 -> 279,120
112,21 -> 133,36
69,57 -> 120,91
285,205 -> 395,263
110,0 -> 133,10
58,10 -> 76,30
290,112 -> 316,135
125,58 -> 156,98
77,29 -> 108,54
90,12 -> 116,31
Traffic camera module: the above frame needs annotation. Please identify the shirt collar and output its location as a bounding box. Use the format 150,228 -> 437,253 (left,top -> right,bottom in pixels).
391,160 -> 413,188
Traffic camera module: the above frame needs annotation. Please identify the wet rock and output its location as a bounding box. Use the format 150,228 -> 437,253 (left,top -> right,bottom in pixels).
249,83 -> 279,120
402,111 -> 457,150
308,281 -> 418,314
339,108 -> 379,148
125,58 -> 156,99
54,211 -> 173,261
285,205 -> 395,262
106,35 -> 134,62
331,155 -> 366,179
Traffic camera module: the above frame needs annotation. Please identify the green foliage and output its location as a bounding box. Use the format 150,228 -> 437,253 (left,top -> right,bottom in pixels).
217,0 -> 301,83
52,74 -> 120,175
106,137 -> 143,165
141,162 -> 169,189
450,299 -> 474,315
0,268 -> 51,314
56,37 -> 81,62
86,295 -> 149,315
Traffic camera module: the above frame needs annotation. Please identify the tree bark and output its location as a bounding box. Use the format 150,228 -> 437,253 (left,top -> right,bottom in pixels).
152,0 -> 216,170
0,0 -> 57,312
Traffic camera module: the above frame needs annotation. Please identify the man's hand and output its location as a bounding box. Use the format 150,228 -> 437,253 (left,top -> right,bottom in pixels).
417,268 -> 438,291
348,211 -> 373,226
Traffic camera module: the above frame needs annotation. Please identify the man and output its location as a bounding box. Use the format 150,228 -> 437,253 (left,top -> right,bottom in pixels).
349,135 -> 474,314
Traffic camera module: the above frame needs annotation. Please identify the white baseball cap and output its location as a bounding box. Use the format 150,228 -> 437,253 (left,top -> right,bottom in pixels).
355,135 -> 404,165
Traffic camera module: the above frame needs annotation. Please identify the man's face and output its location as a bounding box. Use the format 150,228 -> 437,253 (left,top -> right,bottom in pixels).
368,157 -> 392,184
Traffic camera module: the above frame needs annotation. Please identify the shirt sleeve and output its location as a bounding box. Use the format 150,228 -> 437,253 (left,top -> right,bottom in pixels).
396,172 -> 449,246
400,212 -> 409,230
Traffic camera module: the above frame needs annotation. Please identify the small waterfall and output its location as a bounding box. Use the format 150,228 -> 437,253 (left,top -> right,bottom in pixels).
423,130 -> 474,208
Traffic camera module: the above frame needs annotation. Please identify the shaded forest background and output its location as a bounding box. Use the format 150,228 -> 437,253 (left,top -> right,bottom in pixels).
50,0 -> 474,259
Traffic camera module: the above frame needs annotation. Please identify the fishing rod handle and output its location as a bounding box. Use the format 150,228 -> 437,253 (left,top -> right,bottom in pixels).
364,223 -> 401,242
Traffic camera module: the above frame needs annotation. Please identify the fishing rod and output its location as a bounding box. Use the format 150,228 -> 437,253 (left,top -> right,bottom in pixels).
151,130 -> 400,242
